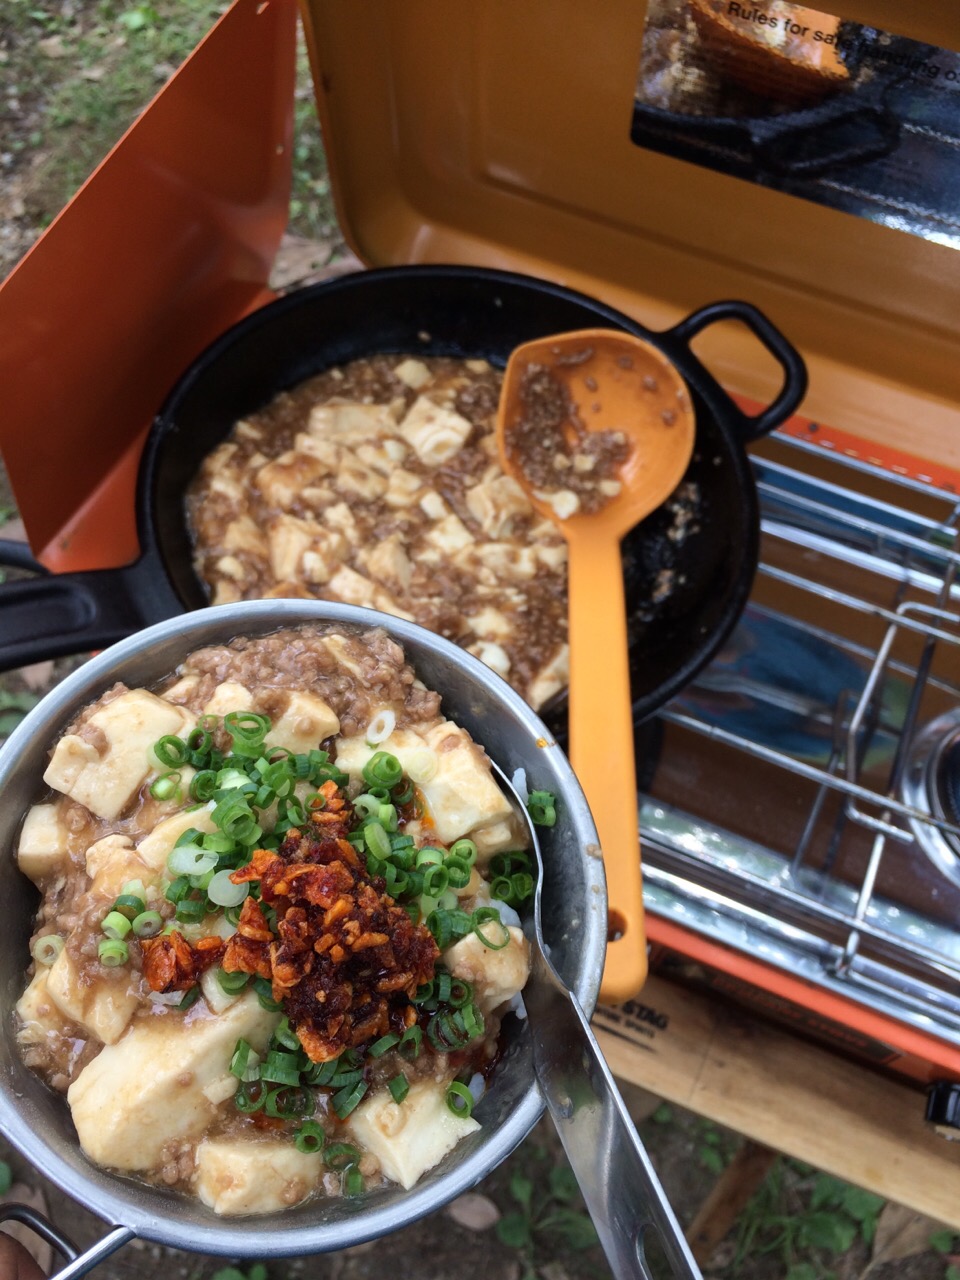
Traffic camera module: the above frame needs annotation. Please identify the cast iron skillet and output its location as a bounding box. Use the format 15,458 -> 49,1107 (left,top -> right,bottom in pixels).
0,266 -> 807,723
630,84 -> 900,180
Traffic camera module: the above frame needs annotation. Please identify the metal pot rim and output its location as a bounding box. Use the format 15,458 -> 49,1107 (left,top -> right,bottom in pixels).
0,599 -> 606,1262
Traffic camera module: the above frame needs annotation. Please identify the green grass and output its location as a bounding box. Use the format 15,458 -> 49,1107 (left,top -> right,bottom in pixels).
2,0 -> 339,244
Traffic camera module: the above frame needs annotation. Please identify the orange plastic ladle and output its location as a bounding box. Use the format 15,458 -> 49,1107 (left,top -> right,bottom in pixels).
497,329 -> 696,1004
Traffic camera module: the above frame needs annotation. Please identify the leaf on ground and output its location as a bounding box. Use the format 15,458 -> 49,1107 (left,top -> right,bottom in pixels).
37,35 -> 68,57
446,1192 -> 501,1231
497,1211 -> 533,1250
19,661 -> 54,691
856,1203 -> 945,1278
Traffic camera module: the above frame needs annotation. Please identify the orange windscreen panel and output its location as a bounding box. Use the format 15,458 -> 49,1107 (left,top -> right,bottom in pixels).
0,0 -> 297,569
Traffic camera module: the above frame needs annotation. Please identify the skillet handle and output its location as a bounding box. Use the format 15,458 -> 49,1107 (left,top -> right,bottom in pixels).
664,300 -> 808,443
0,560 -> 181,673
0,1204 -> 134,1278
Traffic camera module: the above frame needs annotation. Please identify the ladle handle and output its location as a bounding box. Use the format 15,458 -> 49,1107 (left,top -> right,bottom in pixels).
566,534 -> 647,1004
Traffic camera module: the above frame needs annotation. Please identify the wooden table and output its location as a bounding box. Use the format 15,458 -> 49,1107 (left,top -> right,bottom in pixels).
594,974 -> 960,1248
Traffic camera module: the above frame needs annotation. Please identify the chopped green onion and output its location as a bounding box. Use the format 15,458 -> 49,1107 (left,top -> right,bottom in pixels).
415,846 -> 444,868
98,938 -> 128,967
178,985 -> 201,1010
261,1051 -> 303,1086
342,1164 -> 364,1196
212,798 -> 262,846
363,821 -> 392,862
446,1081 -> 474,1118
165,875 -> 191,905
425,908 -> 473,949
264,1085 -> 312,1119
186,727 -> 213,758
353,793 -> 379,820
323,1141 -> 359,1170
332,1080 -> 368,1120
272,1017 -> 301,1052
449,838 -> 478,865
368,1033 -> 400,1059
224,711 -> 271,756
398,1026 -> 422,1059
154,735 -> 189,768
443,856 -> 472,889
150,771 -> 181,801
217,968 -> 250,995
388,1074 -> 410,1105
377,803 -> 398,833
391,781 -> 414,806
253,975 -> 282,1012
175,896 -> 208,924
207,869 -> 249,908
234,1080 -> 266,1113
101,911 -> 132,940
472,906 -> 510,950
30,934 -> 64,966
121,879 -> 146,899
492,870 -> 532,906
527,789 -> 557,827
132,910 -> 164,938
422,863 -> 449,897
190,770 -> 219,802
449,977 -> 473,1008
489,851 -> 531,878
167,844 -> 218,878
112,893 -> 147,920
294,1120 -> 326,1155
229,1038 -> 253,1079
306,1058 -> 339,1087
427,1011 -> 471,1052
460,1002 -> 485,1040
362,751 -> 403,789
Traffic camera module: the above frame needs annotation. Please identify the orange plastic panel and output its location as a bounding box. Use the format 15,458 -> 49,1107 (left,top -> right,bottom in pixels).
0,0 -> 297,570
301,0 -> 960,471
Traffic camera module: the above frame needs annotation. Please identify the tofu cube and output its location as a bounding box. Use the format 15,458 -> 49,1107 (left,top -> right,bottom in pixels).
17,803 -> 70,884
16,970 -> 70,1047
202,682 -> 255,719
67,993 -> 279,1171
399,397 -> 473,466
345,1080 -> 479,1190
135,803 -> 218,875
46,949 -> 140,1045
265,692 -> 340,755
444,927 -> 530,1014
417,722 -> 516,845
195,1138 -> 322,1215
43,689 -> 192,821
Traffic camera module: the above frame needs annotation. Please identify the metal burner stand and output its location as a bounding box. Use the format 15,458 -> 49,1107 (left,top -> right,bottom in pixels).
639,432 -> 960,1081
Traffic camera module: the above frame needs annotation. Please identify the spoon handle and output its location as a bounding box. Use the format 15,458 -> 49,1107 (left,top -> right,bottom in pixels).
566,533 -> 647,1003
526,948 -> 702,1279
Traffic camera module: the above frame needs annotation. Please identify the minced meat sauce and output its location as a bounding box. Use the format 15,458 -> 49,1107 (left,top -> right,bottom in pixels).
15,626 -> 531,1212
503,356 -> 633,518
186,356 -> 573,712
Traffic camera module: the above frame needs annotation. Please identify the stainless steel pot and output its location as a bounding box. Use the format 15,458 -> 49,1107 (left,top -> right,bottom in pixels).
0,600 -> 606,1277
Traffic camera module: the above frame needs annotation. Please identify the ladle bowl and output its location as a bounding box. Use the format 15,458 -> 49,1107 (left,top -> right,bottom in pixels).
497,328 -> 696,1002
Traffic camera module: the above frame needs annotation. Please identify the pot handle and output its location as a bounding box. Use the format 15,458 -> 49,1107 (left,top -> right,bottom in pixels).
663,300 -> 808,443
0,1204 -> 134,1278
0,558 -> 182,673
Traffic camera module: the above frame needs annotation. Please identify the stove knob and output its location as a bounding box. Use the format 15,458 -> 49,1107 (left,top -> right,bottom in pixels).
925,1081 -> 960,1138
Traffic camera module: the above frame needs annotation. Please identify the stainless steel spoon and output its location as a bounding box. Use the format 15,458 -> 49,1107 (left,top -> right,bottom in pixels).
493,764 -> 703,1280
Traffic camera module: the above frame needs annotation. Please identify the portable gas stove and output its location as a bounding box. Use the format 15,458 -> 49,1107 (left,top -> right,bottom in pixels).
2,0 -> 960,1172
635,428 -> 960,1098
